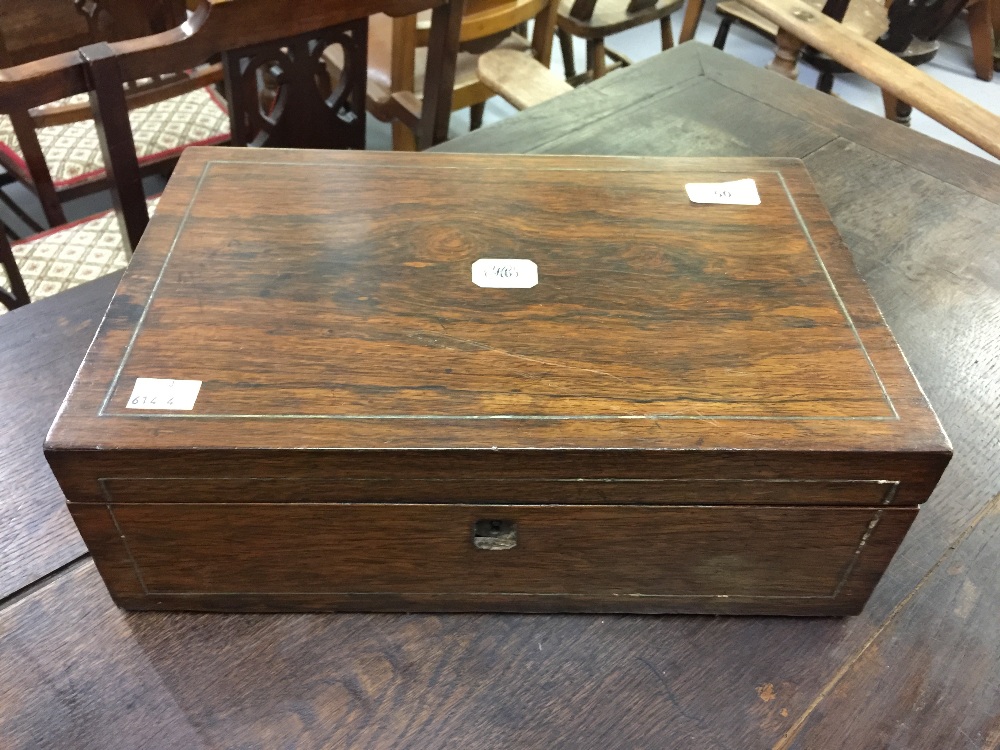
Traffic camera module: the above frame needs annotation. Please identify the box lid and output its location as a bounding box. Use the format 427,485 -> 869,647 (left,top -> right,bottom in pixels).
46,150 -> 950,483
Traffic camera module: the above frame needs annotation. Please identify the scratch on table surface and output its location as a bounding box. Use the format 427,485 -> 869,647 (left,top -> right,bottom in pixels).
637,657 -> 709,731
953,579 -> 979,620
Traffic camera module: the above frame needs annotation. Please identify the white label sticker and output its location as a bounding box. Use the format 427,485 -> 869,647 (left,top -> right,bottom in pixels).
126,378 -> 202,411
471,258 -> 538,288
685,178 -> 761,205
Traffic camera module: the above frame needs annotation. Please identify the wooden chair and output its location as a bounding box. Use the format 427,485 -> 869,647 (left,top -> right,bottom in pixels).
749,0 -> 999,129
0,0 -> 463,312
0,0 -> 228,230
556,0 -> 685,82
709,0 -> 889,93
687,0 -> 995,87
325,0 -> 559,150
478,9 -> 1000,160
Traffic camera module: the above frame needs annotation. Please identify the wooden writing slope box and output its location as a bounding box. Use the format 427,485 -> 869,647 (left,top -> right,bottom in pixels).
46,149 -> 951,616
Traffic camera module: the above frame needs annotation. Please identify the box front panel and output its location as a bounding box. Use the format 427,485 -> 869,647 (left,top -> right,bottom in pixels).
84,502 -> 915,613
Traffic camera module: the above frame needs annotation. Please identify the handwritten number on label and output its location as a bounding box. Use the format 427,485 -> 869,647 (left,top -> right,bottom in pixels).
491,265 -> 519,279
126,378 -> 201,410
471,259 -> 538,288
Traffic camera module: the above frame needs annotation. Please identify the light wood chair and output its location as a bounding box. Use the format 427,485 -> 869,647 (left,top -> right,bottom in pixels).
710,0 -> 889,93
0,0 -> 227,231
555,0 -> 685,82
0,0 -> 463,311
478,8 -> 1000,160
326,0 -> 560,150
756,0 -> 998,127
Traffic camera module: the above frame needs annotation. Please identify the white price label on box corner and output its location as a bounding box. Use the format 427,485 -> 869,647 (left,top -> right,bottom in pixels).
685,178 -> 761,206
126,378 -> 202,410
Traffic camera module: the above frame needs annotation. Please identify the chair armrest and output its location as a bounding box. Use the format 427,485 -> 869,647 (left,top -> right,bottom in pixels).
738,0 -> 1000,159
477,48 -> 572,110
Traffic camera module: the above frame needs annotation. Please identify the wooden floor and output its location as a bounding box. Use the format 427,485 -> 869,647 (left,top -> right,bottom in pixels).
1,44 -> 999,748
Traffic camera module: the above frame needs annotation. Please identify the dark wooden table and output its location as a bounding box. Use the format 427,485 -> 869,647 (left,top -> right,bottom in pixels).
2,42 -> 998,748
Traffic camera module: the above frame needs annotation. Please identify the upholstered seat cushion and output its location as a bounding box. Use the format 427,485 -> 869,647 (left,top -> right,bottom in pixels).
0,86 -> 229,188
0,197 -> 159,312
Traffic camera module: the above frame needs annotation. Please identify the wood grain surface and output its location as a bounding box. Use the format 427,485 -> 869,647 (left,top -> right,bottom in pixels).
0,272 -> 119,599
46,152 -> 946,453
3,43 -> 998,748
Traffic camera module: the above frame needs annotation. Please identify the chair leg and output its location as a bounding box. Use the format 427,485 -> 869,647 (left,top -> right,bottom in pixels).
587,38 -> 608,78
967,0 -> 994,81
816,70 -> 835,93
881,89 -> 912,126
558,28 -> 577,79
0,188 -> 44,236
766,28 -> 803,81
8,111 -> 67,228
679,0 -> 705,42
0,234 -> 30,310
714,18 -> 733,49
470,102 -> 485,131
392,120 -> 418,151
660,17 -> 674,50
992,0 -> 1000,71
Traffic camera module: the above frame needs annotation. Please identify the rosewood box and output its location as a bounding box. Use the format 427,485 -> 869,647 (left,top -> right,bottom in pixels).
45,149 -> 951,615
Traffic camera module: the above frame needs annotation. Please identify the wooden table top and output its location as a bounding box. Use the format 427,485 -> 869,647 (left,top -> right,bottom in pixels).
2,42 -> 998,748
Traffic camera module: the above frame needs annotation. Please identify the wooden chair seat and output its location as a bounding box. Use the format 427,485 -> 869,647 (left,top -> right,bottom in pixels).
0,87 -> 228,190
0,197 -> 159,312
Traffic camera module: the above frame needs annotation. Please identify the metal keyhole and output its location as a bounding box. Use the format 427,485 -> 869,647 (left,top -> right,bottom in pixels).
473,519 -> 517,550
